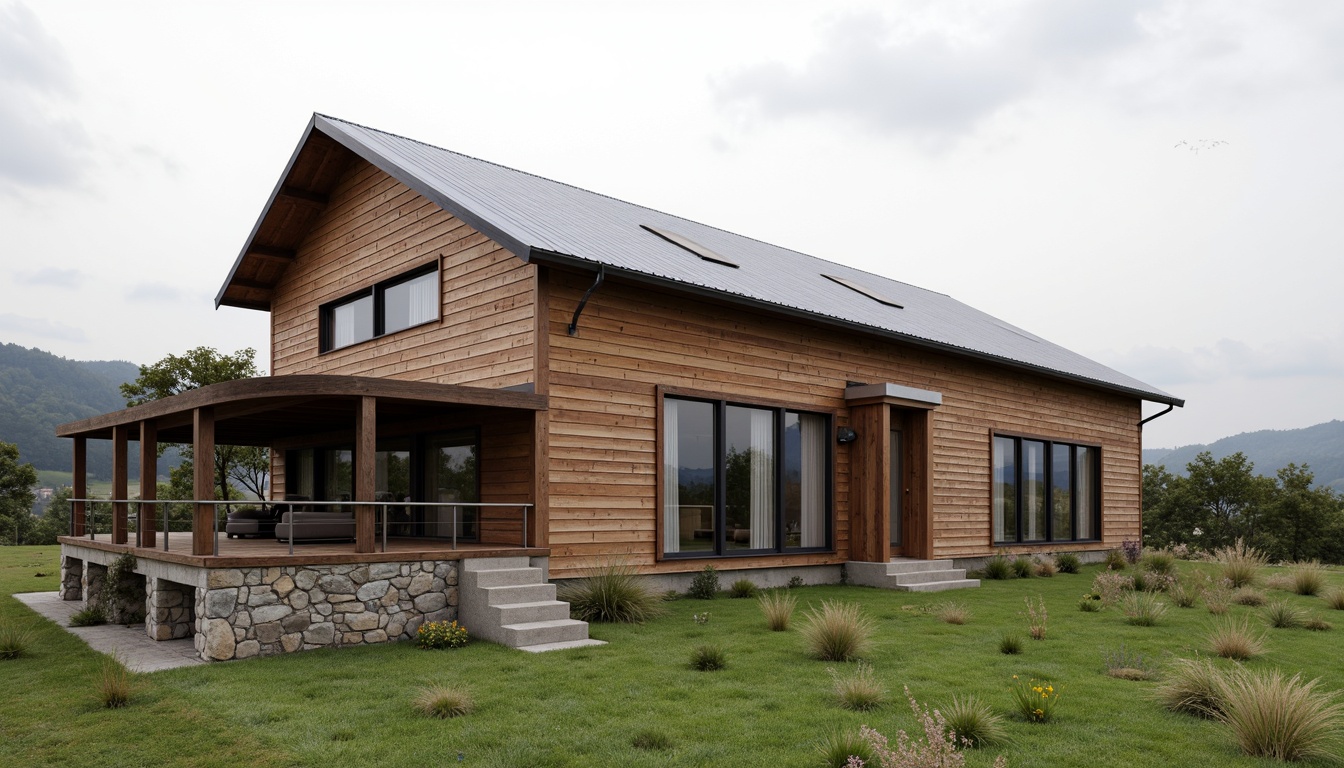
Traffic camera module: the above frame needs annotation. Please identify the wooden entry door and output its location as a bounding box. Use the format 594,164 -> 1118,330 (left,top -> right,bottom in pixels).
849,403 -> 933,562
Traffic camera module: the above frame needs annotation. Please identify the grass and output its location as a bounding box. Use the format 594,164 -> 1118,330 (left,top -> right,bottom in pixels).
941,694 -> 1008,746
982,554 -> 1012,580
1322,586 -> 1344,611
1152,657 -> 1228,718
829,661 -> 887,711
930,600 -> 970,625
1289,561 -> 1329,596
5,547 -> 1344,767
1213,538 -> 1268,588
1217,668 -> 1344,761
411,684 -> 473,718
556,560 -> 667,624
799,600 -> 874,661
997,633 -> 1023,655
1103,643 -> 1157,681
729,579 -> 758,599
0,621 -> 37,660
1207,615 -> 1268,661
1263,599 -> 1304,629
816,729 -> 876,768
1053,552 -> 1081,574
1011,556 -> 1035,579
95,654 -> 136,709
1120,592 -> 1169,626
689,643 -> 727,671
758,589 -> 797,631
1231,587 -> 1267,607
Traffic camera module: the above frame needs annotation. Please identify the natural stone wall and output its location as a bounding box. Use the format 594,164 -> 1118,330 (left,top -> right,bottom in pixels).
106,570 -> 147,625
60,556 -> 84,601
193,560 -> 458,661
84,562 -> 106,611
147,578 -> 195,640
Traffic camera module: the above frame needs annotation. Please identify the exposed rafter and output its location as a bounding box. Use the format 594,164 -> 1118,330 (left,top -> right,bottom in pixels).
278,185 -> 330,206
246,245 -> 297,262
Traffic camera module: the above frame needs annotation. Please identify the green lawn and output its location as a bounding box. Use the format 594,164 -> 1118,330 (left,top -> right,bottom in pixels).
2,546 -> 1342,767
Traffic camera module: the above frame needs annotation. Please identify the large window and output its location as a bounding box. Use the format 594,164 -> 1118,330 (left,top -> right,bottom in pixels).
663,395 -> 831,557
993,435 -> 1099,544
320,263 -> 439,352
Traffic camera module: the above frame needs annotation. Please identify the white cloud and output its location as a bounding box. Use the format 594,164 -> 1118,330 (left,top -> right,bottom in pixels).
0,312 -> 86,343
15,266 -> 81,287
1112,337 -> 1344,386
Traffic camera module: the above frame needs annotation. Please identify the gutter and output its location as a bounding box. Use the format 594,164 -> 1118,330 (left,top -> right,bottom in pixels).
1139,403 -> 1176,429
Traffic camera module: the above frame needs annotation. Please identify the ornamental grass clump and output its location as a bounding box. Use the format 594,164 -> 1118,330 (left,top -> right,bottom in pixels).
1034,559 -> 1057,578
689,643 -> 727,671
1141,549 -> 1177,575
1288,560 -> 1328,596
982,554 -> 1013,580
729,579 -> 758,599
932,601 -> 970,625
1207,615 -> 1267,661
1216,668 -> 1344,761
0,623 -> 36,661
1303,615 -> 1333,631
758,589 -> 797,631
829,661 -> 887,712
1323,587 -> 1344,611
1103,549 -> 1127,570
1023,596 -> 1048,640
1077,593 -> 1103,612
1011,556 -> 1035,579
1103,643 -> 1157,681
857,687 -> 1008,768
800,600 -> 874,662
1232,587 -> 1267,607
416,620 -> 468,649
1121,591 -> 1169,626
1263,599 -> 1304,629
815,730 -> 876,768
95,654 -> 135,709
1167,580 -> 1198,608
558,561 -> 666,623
1091,571 -> 1134,606
1151,657 -> 1226,718
69,605 -> 107,627
998,633 -> 1024,655
1053,552 -> 1081,574
1009,676 -> 1061,723
942,695 -> 1009,747
412,685 -> 474,719
1213,538 -> 1267,588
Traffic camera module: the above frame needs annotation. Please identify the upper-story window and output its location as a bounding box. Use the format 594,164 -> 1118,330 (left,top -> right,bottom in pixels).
992,434 -> 1100,544
320,264 -> 439,353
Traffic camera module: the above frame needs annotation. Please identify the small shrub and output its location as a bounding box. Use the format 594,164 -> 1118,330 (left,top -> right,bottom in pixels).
1152,657 -> 1226,718
942,695 -> 1009,747
1130,571 -> 1149,592
1204,586 -> 1232,615
1213,538 -> 1267,588
1142,573 -> 1176,593
1142,549 -> 1176,575
1207,616 -> 1267,661
1264,599 -> 1303,629
787,575 -> 805,589
1217,668 -> 1344,761
1121,539 -> 1143,564
0,623 -> 37,660
1054,552 -> 1082,574
829,661 -> 887,711
690,643 -> 727,671
1167,580 -> 1198,608
412,685 -> 473,719
730,578 -> 758,599
1121,592 -> 1169,626
1289,561 -> 1328,596
816,730 -> 876,768
1304,615 -> 1333,631
857,688 -> 1004,767
1092,571 -> 1134,606
96,654 -> 135,709
998,633 -> 1023,655
688,565 -> 719,599
1323,587 -> 1344,610
800,601 -> 874,662
1009,675 -> 1061,723
1232,587 -> 1266,607
1077,593 -> 1103,612
933,601 -> 970,625
558,561 -> 667,623
982,554 -> 1013,580
1023,596 -> 1047,640
69,605 -> 107,627
692,612 -> 711,625
631,729 -> 675,751
1103,549 -> 1127,570
1034,559 -> 1057,578
758,590 -> 796,631
416,620 -> 468,649
1104,643 -> 1157,680
1011,556 -> 1035,579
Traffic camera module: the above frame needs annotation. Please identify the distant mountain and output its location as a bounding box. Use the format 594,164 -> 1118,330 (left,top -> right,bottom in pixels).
0,343 -> 141,479
1145,420 -> 1344,493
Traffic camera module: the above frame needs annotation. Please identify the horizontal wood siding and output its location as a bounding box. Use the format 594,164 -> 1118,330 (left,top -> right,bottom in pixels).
544,270 -> 1141,577
269,159 -> 535,390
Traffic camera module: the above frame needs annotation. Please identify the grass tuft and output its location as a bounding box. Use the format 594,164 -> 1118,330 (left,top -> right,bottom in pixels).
758,589 -> 797,631
1011,556 -> 1035,579
689,643 -> 727,671
1152,657 -> 1226,718
1303,615 -> 1332,631
95,654 -> 135,709
815,730 -> 876,768
730,578 -> 758,599
558,561 -> 667,624
1142,549 -> 1177,575
1120,591 -> 1169,626
982,554 -> 1013,580
932,601 -> 970,625
1322,587 -> 1344,611
1213,538 -> 1267,588
1217,668 -> 1344,761
1035,559 -> 1057,578
799,600 -> 874,661
1263,599 -> 1303,629
942,694 -> 1009,747
1103,549 -> 1127,570
412,685 -> 473,719
631,729 -> 675,751
1054,552 -> 1082,574
69,605 -> 107,627
1232,587 -> 1266,607
1023,595 -> 1048,640
0,622 -> 37,660
998,633 -> 1023,655
1289,561 -> 1328,596
1104,643 -> 1157,681
829,661 -> 887,711
1207,615 -> 1268,661
1167,580 -> 1198,608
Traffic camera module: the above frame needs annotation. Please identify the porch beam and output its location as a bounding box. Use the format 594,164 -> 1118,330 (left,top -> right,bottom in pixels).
111,424 -> 129,545
192,407 -> 216,556
72,438 -> 86,536
353,396 -> 376,553
139,420 -> 157,548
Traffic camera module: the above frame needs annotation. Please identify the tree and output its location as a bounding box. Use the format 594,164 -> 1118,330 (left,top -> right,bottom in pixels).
1180,451 -> 1272,550
25,486 -> 72,546
120,347 -> 268,501
0,441 -> 39,545
1261,464 -> 1342,563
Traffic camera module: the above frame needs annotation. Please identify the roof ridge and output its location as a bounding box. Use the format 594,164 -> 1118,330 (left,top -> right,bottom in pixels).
315,113 -> 948,299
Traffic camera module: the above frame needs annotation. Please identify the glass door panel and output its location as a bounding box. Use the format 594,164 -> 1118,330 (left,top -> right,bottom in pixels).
424,432 -> 478,540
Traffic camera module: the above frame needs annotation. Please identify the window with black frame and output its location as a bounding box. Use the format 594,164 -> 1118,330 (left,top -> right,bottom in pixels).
662,395 -> 831,557
992,435 -> 1099,544
319,263 -> 439,352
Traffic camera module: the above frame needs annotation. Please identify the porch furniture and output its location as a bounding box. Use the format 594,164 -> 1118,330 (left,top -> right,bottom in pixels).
224,507 -> 280,539
275,510 -> 356,543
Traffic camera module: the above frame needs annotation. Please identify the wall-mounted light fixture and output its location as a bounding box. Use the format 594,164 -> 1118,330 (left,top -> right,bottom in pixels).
836,427 -> 857,444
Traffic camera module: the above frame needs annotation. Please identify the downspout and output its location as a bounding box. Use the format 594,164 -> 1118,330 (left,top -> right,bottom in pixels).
568,265 -> 605,336
1138,404 -> 1175,430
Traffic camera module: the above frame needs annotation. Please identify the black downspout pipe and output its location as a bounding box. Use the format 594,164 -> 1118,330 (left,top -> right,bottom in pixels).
568,265 -> 605,336
1138,403 -> 1175,429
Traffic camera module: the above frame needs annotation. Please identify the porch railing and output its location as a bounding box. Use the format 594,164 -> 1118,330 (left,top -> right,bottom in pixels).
66,498 -> 534,556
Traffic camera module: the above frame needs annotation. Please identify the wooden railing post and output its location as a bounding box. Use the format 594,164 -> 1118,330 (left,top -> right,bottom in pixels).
192,407 -> 216,556
354,396 -> 376,554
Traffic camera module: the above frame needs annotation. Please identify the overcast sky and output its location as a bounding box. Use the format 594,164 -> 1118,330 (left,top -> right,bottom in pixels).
2,0 -> 1341,450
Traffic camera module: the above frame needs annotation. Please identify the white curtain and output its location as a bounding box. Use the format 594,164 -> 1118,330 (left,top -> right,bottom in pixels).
333,303 -> 355,348
800,413 -> 826,547
663,399 -> 680,553
1076,446 -> 1094,539
408,272 -> 437,325
749,409 -> 774,549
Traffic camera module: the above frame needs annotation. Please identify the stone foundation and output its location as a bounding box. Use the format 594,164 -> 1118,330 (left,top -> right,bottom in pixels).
60,556 -> 84,600
84,562 -> 106,609
147,578 -> 195,640
193,560 -> 459,661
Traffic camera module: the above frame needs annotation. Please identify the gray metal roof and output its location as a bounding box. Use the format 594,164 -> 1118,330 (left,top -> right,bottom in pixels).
256,113 -> 1183,406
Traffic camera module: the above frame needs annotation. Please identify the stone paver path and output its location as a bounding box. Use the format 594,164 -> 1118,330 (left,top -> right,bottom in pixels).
13,592 -> 204,672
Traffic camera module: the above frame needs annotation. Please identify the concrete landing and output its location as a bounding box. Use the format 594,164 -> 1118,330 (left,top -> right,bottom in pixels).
13,591 -> 204,673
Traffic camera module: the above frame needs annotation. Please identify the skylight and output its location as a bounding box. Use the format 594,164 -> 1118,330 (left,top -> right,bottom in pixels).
640,225 -> 739,268
822,274 -> 904,309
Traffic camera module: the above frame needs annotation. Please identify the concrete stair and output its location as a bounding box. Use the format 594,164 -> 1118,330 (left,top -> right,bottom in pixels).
846,559 -> 980,592
458,557 -> 605,652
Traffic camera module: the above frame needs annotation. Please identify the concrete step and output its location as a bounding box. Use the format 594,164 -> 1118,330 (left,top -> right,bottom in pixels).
891,569 -> 968,585
491,600 -> 572,625
885,559 -> 956,574
469,567 -> 544,588
462,556 -> 532,571
500,618 -> 591,647
481,583 -> 557,606
517,638 -> 607,654
898,579 -> 982,593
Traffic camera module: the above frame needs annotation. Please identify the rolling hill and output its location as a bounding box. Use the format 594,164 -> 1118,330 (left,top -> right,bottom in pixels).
1144,420 -> 1344,492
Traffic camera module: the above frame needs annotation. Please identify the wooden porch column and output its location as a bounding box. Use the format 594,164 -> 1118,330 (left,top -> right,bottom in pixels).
139,420 -> 158,548
111,424 -> 129,545
192,407 -> 216,556
530,410 -> 549,549
72,438 -> 86,536
848,403 -> 891,563
354,396 -> 376,553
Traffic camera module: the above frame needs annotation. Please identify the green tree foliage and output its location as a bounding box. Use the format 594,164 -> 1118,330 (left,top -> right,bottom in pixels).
121,347 -> 267,500
1261,464 -> 1343,563
23,486 -> 73,545
0,441 -> 39,545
